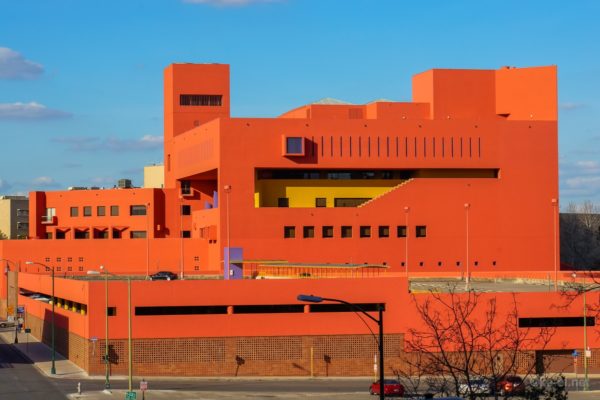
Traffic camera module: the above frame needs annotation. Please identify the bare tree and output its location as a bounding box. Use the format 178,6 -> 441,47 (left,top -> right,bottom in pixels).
560,201 -> 600,269
404,287 -> 555,400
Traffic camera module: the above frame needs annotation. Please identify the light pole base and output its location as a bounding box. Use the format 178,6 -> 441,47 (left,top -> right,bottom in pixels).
102,389 -> 112,394
50,366 -> 56,375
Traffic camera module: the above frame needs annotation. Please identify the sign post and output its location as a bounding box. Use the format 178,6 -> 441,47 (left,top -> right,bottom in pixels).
140,379 -> 148,400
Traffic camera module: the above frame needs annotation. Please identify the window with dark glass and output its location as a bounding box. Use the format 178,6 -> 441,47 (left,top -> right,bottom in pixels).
130,231 -> 147,239
284,226 -> 295,238
315,198 -> 327,207
182,205 -> 191,215
278,197 -> 289,208
83,206 -> 92,217
341,226 -> 352,238
322,226 -> 334,238
180,94 -> 222,106
303,226 -> 315,238
360,226 -> 371,238
379,226 -> 390,238
180,180 -> 191,195
182,231 -> 191,238
97,206 -> 106,216
285,137 -> 304,155
110,205 -> 119,216
130,205 -> 147,216
397,225 -> 407,238
70,207 -> 78,217
334,198 -> 370,207
416,225 -> 427,238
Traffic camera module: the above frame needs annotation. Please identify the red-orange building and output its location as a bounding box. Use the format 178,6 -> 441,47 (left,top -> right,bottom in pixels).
1,63 -> 589,378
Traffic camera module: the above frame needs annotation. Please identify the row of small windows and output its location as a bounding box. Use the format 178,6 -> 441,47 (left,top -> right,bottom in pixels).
180,94 -> 223,107
284,225 -> 426,239
46,229 -> 191,240
278,197 -> 372,208
69,205 -> 146,217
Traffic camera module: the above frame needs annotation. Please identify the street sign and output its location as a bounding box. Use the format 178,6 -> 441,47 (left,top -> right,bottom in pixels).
572,350 -> 579,357
90,336 -> 98,342
24,328 -> 31,333
125,392 -> 137,400
16,305 -> 25,314
585,350 -> 592,358
140,380 -> 148,391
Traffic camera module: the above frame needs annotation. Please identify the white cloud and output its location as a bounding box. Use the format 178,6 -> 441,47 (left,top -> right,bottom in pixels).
52,134 -> 163,152
0,102 -> 71,120
32,176 -> 58,187
183,0 -> 277,5
559,102 -> 585,111
0,47 -> 44,80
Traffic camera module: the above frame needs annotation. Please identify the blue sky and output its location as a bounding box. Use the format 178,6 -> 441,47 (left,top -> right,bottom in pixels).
0,0 -> 599,206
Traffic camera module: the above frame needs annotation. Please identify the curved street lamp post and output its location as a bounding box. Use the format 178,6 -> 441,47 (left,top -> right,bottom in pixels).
298,294 -> 385,400
24,261 -> 56,375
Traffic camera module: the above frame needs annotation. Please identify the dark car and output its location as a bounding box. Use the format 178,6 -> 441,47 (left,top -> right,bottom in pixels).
494,375 -> 525,396
150,271 -> 178,281
369,379 -> 405,396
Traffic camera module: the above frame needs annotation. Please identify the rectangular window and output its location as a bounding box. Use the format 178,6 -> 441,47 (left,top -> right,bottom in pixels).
110,205 -> 119,216
379,226 -> 390,238
74,230 -> 89,239
17,222 -> 29,230
16,209 -> 28,217
83,206 -> 92,217
278,197 -> 289,208
182,231 -> 191,238
334,198 -> 370,207
341,226 -> 352,238
107,307 -> 117,317
416,225 -> 427,238
70,207 -> 78,217
284,226 -> 295,238
180,94 -> 222,106
360,226 -> 371,238
181,205 -> 191,215
180,180 -> 191,195
322,226 -> 334,238
397,225 -> 407,238
97,206 -> 106,216
112,229 -> 122,239
315,198 -> 327,208
130,231 -> 147,239
56,231 -> 66,239
303,226 -> 315,238
285,137 -> 304,155
130,205 -> 147,216
519,317 -> 595,328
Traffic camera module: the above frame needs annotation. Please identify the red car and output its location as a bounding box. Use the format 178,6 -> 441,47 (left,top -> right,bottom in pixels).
369,379 -> 405,396
495,375 -> 525,396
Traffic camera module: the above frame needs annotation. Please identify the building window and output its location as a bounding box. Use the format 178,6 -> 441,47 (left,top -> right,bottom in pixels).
285,137 -> 304,155
278,197 -> 289,208
112,229 -> 122,239
83,206 -> 92,217
107,307 -> 117,317
360,226 -> 371,238
130,205 -> 147,216
181,205 -> 191,215
110,205 -> 119,216
519,317 -> 595,328
16,209 -> 28,217
194,256 -> 200,262
182,231 -> 191,238
416,226 -> 427,238
315,198 -> 327,208
180,94 -> 222,106
303,226 -> 315,238
130,231 -> 147,239
284,226 -> 295,238
397,225 -> 407,238
341,226 -> 352,238
334,198 -> 370,207
378,226 -> 389,238
180,180 -> 191,196
45,232 -> 53,239
70,207 -> 78,217
17,222 -> 29,230
97,206 -> 106,216
322,226 -> 334,238
74,229 -> 89,239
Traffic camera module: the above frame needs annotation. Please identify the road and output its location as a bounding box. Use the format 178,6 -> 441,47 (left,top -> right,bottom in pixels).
0,338 -> 68,400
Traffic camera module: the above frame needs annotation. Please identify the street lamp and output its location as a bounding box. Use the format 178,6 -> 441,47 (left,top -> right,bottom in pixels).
25,260 -> 56,375
298,294 -> 385,400
464,203 -> 471,289
223,185 -> 232,280
87,266 -> 111,392
572,272 -> 589,391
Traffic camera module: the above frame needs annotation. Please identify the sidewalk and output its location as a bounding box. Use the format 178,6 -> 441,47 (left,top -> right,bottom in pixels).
0,327 -> 87,379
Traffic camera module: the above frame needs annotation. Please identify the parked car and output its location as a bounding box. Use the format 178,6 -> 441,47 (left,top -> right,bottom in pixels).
369,379 -> 405,396
459,378 -> 490,396
494,375 -> 525,396
0,320 -> 15,328
150,271 -> 178,281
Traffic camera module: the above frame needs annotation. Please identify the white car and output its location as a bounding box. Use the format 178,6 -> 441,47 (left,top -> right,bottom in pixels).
459,378 -> 490,396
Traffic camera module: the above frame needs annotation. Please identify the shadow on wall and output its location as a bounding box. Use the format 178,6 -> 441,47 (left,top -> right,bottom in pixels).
42,309 -> 69,360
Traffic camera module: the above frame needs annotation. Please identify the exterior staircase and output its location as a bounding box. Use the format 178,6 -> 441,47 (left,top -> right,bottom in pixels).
357,179 -> 413,208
